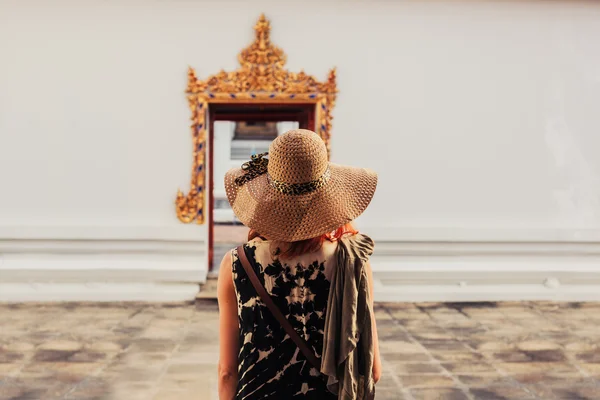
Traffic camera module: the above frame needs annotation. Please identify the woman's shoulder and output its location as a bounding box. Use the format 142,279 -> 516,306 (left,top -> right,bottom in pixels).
243,237 -> 269,251
233,237 -> 267,252
233,238 -> 269,263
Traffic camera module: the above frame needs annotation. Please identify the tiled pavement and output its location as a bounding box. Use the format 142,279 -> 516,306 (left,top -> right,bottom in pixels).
1,302 -> 599,400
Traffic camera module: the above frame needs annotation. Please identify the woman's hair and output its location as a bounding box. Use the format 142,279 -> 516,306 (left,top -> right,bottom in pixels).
248,223 -> 358,259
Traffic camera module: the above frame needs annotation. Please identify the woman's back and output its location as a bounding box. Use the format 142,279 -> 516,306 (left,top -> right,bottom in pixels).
232,238 -> 338,399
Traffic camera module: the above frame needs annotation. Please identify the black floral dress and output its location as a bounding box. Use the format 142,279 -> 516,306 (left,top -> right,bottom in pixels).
231,239 -> 338,399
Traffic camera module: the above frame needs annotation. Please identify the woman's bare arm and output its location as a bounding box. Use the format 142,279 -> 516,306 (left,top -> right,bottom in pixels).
217,251 -> 239,399
365,261 -> 382,383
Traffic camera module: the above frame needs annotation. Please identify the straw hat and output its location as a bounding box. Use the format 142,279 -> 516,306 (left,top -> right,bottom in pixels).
224,129 -> 377,242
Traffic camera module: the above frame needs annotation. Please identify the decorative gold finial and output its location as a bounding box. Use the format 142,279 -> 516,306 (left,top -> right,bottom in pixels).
238,14 -> 286,74
254,14 -> 270,44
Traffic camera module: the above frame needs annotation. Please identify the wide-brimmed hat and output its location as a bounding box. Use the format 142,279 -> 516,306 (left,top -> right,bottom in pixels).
224,129 -> 377,242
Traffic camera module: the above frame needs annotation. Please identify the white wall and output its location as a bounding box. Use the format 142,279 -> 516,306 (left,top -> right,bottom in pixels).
1,0 -> 599,301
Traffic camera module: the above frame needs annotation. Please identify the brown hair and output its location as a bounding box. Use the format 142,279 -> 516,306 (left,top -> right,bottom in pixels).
248,223 -> 358,259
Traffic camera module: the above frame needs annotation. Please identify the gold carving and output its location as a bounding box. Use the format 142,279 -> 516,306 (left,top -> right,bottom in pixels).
177,14 -> 337,224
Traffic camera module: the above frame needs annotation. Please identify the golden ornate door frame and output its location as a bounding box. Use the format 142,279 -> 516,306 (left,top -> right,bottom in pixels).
176,14 -> 338,224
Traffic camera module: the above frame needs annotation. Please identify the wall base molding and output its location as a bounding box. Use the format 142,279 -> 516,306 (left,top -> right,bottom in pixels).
0,283 -> 200,302
371,239 -> 600,302
372,282 -> 600,303
0,233 -> 207,302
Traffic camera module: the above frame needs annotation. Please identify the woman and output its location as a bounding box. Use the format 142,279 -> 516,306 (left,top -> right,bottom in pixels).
217,129 -> 381,399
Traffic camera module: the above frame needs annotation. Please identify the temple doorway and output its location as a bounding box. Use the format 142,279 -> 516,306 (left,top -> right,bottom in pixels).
208,104 -> 315,274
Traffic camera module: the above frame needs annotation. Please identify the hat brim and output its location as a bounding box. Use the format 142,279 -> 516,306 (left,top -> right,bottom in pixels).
224,163 -> 377,242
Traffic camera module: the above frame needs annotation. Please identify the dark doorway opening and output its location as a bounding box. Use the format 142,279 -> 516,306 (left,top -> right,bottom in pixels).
208,103 -> 316,273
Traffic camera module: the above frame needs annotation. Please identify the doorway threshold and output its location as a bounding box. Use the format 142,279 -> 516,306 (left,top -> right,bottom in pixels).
196,276 -> 218,300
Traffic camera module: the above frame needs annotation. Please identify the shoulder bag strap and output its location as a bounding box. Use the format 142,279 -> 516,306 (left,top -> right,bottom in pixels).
236,245 -> 322,371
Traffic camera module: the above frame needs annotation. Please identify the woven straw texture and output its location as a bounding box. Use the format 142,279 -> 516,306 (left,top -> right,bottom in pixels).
225,129 -> 377,242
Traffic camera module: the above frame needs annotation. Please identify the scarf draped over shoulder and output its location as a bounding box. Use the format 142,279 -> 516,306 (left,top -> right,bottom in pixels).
321,233 -> 375,400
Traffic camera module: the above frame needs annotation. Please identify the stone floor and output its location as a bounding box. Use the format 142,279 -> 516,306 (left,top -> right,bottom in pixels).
1,302 -> 599,400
